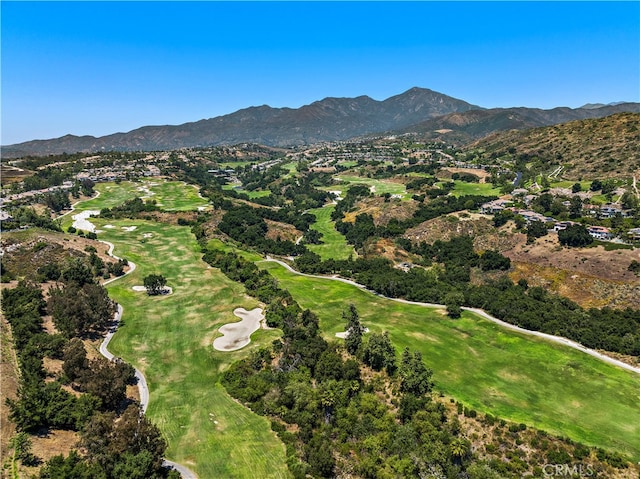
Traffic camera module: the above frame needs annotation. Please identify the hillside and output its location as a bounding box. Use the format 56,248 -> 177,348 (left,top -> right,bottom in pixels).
397,104 -> 640,146
465,112 -> 640,179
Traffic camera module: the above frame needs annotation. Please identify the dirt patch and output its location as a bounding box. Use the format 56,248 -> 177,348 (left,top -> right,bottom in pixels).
345,196 -> 417,226
509,262 -> 640,310
0,315 -> 19,465
404,214 -> 497,245
265,220 -> 302,243
363,238 -> 413,263
504,235 -> 640,283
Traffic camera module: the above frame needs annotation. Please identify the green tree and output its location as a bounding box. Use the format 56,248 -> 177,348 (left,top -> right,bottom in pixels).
526,221 -> 548,243
569,196 -> 583,218
444,291 -> 464,319
399,348 -> 433,396
62,338 -> 89,382
558,224 -> 593,247
143,274 -> 168,296
362,331 -> 396,374
342,303 -> 364,356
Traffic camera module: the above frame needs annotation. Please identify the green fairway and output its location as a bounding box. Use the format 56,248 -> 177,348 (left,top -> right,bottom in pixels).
307,205 -> 355,260
449,180 -> 501,197
258,261 -> 640,460
97,221 -> 289,478
336,175 -> 410,199
222,182 -> 271,198
70,185 -> 290,478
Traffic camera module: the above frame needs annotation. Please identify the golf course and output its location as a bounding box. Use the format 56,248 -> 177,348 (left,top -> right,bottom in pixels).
71,180 -> 640,472
70,182 -> 290,478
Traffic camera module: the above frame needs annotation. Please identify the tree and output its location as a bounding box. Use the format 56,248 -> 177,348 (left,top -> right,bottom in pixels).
569,196 -> 583,218
571,182 -> 582,193
399,348 -> 433,396
621,191 -> 638,211
444,291 -> 464,319
9,432 -> 37,466
143,274 -> 167,296
526,220 -> 548,243
62,338 -> 89,382
362,332 -> 396,374
342,304 -> 364,356
558,224 -> 593,247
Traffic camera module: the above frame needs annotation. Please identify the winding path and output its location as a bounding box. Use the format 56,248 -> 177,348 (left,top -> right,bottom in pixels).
262,257 -> 640,375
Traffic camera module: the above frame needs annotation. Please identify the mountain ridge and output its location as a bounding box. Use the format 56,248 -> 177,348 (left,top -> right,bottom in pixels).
3,87 -> 638,157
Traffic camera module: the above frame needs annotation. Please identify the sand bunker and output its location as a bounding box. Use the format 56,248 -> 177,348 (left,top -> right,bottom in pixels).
132,285 -> 173,294
103,224 -> 116,229
72,210 -> 100,232
142,233 -> 153,238
213,307 -> 264,352
122,226 -> 137,232
335,327 -> 369,339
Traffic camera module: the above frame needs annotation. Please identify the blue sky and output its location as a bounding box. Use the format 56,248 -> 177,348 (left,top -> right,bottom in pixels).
2,1 -> 639,145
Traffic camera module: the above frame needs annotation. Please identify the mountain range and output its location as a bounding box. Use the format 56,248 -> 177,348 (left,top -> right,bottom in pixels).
3,87 -> 639,157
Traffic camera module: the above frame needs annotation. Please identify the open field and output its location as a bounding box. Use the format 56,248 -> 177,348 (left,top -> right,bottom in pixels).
307,205 -> 355,260
335,174 -> 410,199
71,183 -> 289,478
449,180 -> 501,197
258,261 -> 640,460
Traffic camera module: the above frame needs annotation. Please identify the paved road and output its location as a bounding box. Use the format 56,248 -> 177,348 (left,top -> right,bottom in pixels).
262,257 -> 640,375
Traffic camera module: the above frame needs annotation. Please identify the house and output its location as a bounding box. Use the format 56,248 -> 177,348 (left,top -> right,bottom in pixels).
587,226 -> 613,240
627,228 -> 640,242
481,199 -> 512,214
553,221 -> 578,232
599,204 -> 622,218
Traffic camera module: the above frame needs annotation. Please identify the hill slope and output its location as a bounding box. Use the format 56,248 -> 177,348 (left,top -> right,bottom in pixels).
464,112 -> 640,179
397,103 -> 640,145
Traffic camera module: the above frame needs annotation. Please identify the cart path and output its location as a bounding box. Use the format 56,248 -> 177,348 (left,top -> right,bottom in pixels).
263,257 -> 640,375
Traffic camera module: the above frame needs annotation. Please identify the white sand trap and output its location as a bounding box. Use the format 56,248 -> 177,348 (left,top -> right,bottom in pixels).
213,307 -> 264,352
143,233 -> 153,238
103,224 -> 116,229
132,285 -> 173,294
72,210 -> 100,232
335,327 -> 369,339
121,226 -> 137,232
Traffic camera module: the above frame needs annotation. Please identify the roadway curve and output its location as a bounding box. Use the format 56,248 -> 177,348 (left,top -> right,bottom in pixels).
263,257 -> 640,376
99,243 -> 198,478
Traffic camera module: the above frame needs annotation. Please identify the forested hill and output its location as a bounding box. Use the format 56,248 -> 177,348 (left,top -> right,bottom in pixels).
462,112 -> 640,180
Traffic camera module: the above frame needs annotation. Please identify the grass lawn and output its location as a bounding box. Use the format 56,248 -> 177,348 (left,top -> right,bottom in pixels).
449,181 -> 501,197
307,205 -> 355,261
335,175 -> 410,199
258,261 -> 640,460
